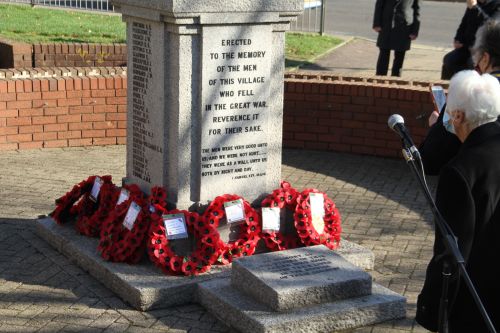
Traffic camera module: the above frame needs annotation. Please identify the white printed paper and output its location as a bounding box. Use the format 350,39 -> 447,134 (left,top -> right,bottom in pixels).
310,193 -> 325,232
163,214 -> 189,240
90,177 -> 103,202
224,199 -> 246,224
116,188 -> 130,206
123,201 -> 141,231
262,207 -> 281,232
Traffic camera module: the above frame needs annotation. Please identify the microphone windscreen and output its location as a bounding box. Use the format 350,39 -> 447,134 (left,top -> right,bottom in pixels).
388,114 -> 404,129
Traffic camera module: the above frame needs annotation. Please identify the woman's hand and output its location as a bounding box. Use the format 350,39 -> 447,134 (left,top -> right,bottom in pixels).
428,111 -> 440,127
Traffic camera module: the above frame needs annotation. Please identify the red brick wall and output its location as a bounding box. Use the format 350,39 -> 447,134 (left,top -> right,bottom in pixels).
0,71 -> 127,150
1,69 -> 441,159
0,39 -> 32,68
0,40 -> 127,69
33,43 -> 127,67
283,73 -> 442,158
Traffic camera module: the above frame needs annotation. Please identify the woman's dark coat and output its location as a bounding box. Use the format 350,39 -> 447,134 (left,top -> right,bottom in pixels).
416,121 -> 500,332
454,0 -> 500,48
373,0 -> 421,51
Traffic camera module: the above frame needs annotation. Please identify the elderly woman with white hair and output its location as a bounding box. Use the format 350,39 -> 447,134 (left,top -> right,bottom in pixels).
416,70 -> 500,332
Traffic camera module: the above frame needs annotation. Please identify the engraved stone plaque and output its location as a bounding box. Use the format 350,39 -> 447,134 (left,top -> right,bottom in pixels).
231,245 -> 372,311
200,25 -> 272,201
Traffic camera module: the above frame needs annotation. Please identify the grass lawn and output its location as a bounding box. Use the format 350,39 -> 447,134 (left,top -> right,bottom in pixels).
285,33 -> 343,68
0,4 -> 125,43
0,4 -> 342,66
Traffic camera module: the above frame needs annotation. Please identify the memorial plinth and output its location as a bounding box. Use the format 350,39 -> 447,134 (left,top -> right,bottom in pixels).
198,246 -> 406,333
112,0 -> 303,208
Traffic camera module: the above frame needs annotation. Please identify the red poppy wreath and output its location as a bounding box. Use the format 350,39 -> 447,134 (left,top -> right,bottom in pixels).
51,175 -> 112,225
203,194 -> 261,264
97,184 -> 151,264
294,189 -> 342,250
148,208 -> 219,276
75,182 -> 119,237
260,181 -> 302,251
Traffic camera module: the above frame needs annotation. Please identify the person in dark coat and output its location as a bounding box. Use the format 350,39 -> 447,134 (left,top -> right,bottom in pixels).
441,0 -> 500,80
420,19 -> 500,176
373,0 -> 421,76
416,70 -> 500,332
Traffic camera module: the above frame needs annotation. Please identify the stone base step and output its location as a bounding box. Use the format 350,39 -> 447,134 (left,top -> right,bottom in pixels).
36,217 -> 376,312
197,278 -> 406,333
36,217 -> 230,311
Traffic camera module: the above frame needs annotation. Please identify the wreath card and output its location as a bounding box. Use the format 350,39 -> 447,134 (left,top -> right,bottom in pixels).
123,201 -> 141,230
116,188 -> 130,206
163,213 -> 189,240
262,207 -> 281,232
309,193 -> 325,232
224,199 -> 246,224
89,177 -> 104,202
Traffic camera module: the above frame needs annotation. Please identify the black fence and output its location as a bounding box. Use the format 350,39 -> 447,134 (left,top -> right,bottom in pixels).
0,0 -> 113,11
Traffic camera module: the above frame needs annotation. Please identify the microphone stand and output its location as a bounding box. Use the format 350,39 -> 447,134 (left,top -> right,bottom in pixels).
401,147 -> 497,333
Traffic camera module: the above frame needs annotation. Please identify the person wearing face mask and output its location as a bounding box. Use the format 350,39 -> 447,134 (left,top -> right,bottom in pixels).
420,19 -> 500,176
441,0 -> 500,80
416,70 -> 500,332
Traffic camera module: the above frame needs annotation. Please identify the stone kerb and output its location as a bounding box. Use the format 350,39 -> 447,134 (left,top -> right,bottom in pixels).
112,0 -> 304,209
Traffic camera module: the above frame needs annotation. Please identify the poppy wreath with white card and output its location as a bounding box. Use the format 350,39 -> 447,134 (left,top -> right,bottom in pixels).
97,184 -> 151,264
202,194 -> 261,265
51,175 -> 112,225
148,207 -> 219,276
260,181 -> 302,251
293,189 -> 342,250
76,183 -> 148,237
75,182 -> 119,237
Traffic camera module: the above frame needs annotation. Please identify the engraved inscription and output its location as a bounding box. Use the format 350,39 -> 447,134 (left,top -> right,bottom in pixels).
260,253 -> 340,280
131,21 -> 162,183
201,25 -> 272,198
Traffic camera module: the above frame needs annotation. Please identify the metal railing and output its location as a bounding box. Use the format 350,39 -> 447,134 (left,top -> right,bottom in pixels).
0,0 -> 113,11
290,0 -> 326,35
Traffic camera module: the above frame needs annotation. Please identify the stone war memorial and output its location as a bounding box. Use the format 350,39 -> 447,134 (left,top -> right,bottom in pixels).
36,0 -> 407,332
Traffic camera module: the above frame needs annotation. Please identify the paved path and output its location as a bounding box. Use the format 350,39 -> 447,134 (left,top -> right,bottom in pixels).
299,38 -> 449,82
0,146 -> 437,332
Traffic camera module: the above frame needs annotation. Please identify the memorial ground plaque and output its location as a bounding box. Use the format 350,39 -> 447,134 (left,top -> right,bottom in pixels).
232,246 -> 372,311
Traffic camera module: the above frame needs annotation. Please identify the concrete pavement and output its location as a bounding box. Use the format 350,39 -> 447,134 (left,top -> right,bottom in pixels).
0,146 -> 437,332
298,38 -> 450,82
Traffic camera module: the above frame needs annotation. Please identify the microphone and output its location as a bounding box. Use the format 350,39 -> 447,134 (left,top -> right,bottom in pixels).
388,114 -> 421,160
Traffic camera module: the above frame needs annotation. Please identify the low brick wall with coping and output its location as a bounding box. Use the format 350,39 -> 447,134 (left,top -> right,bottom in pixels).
283,72 -> 444,158
33,43 -> 127,67
1,68 -> 442,158
0,67 -> 127,150
0,39 -> 127,68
